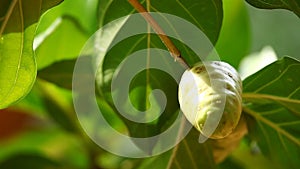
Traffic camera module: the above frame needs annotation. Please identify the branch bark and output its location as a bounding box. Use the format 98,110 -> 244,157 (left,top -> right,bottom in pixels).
128,0 -> 191,69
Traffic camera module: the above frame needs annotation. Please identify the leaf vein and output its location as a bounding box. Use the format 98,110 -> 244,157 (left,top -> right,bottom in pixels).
175,0 -> 204,31
183,140 -> 197,168
0,0 -> 24,104
244,107 -> 300,147
257,120 -> 273,155
288,87 -> 300,98
259,108 -> 284,116
254,64 -> 299,93
278,120 -> 300,126
243,93 -> 300,104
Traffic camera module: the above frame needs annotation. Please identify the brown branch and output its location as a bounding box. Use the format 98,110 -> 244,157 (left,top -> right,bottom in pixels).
128,0 -> 191,69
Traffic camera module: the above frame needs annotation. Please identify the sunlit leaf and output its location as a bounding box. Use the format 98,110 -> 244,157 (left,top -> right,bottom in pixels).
34,0 -> 98,70
0,0 -> 63,109
243,56 -> 300,168
246,0 -> 300,17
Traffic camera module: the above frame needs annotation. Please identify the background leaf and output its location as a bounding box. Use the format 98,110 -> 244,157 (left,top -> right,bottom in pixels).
215,0 -> 251,68
0,127 -> 89,169
36,80 -> 80,133
246,4 -> 300,61
99,0 -> 222,44
0,153 -> 60,169
242,57 -> 300,169
0,0 -> 63,109
0,82 -> 90,169
38,59 -> 76,89
245,0 -> 300,17
229,140 -> 279,169
34,0 -> 98,70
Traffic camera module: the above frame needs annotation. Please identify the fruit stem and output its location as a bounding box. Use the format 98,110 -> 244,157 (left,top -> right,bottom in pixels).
128,0 -> 191,69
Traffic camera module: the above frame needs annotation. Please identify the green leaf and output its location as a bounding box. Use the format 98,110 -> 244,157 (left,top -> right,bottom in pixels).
245,0 -> 300,17
242,57 -> 300,168
0,153 -> 60,169
34,0 -> 98,70
0,128 -> 89,169
98,0 -> 223,66
218,157 -> 245,169
0,0 -> 63,109
247,7 -> 300,60
95,0 -> 223,149
99,0 -> 222,44
215,0 -> 251,68
167,129 -> 216,169
37,57 -> 94,90
38,59 -> 76,89
230,140 -> 280,169
127,69 -> 180,152
37,80 -> 80,133
137,128 -> 216,169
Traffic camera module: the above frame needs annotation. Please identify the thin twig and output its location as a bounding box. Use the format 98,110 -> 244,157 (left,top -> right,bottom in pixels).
128,0 -> 191,69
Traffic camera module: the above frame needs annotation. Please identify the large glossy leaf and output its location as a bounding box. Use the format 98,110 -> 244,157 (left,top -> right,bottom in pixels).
34,0 -> 98,70
97,0 -> 223,68
137,128 -> 216,169
242,57 -> 300,168
99,0 -> 222,44
34,15 -> 89,70
245,0 -> 300,17
0,0 -> 63,109
95,0 -> 223,148
79,1 -> 225,163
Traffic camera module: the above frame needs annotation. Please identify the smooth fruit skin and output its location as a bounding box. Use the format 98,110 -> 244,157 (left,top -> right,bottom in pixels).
178,61 -> 242,139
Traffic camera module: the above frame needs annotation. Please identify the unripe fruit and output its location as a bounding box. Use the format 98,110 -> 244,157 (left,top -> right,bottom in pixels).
178,61 -> 242,139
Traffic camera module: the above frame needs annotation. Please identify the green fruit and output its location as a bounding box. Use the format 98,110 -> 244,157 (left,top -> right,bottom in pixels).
178,61 -> 242,139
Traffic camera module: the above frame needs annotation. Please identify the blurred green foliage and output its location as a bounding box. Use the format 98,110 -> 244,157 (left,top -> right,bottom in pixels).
0,0 -> 300,168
